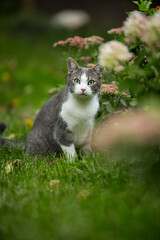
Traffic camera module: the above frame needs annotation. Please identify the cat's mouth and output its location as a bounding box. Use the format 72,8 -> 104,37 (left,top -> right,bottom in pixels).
80,93 -> 90,97
74,91 -> 91,98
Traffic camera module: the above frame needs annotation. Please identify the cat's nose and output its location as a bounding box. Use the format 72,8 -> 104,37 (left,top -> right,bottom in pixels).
81,88 -> 86,92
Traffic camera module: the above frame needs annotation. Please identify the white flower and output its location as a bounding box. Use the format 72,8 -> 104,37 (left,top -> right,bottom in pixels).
142,10 -> 160,50
50,10 -> 90,30
123,11 -> 148,43
98,41 -> 133,72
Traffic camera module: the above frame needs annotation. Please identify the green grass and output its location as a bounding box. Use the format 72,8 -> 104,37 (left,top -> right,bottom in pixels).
0,147 -> 160,240
0,14 -> 160,240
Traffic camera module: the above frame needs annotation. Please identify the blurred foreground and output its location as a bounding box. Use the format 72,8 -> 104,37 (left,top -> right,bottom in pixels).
93,108 -> 160,150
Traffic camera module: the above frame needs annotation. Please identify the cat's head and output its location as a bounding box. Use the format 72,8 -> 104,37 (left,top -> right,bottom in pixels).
67,57 -> 103,98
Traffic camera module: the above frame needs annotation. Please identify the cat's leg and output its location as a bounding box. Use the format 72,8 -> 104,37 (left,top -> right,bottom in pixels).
55,119 -> 77,161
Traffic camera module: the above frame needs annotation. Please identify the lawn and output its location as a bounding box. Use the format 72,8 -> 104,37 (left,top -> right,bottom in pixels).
0,14 -> 160,240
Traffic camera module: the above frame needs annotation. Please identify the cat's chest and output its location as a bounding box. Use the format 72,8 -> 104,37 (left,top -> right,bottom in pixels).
60,95 -> 99,145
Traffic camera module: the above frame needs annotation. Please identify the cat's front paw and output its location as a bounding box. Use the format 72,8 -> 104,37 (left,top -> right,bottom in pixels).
66,153 -> 77,162
60,143 -> 77,162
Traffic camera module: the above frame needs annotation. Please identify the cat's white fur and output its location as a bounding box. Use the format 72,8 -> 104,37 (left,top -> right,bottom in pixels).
60,143 -> 76,161
60,73 -> 99,161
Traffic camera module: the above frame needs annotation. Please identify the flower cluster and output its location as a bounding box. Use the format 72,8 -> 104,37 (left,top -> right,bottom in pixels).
122,10 -> 160,51
101,84 -> 118,95
79,56 -> 91,61
53,35 -> 104,48
85,35 -> 104,45
53,36 -> 88,48
87,63 -> 95,68
98,41 -> 133,72
143,10 -> 160,50
123,11 -> 148,43
53,40 -> 66,47
107,27 -> 123,35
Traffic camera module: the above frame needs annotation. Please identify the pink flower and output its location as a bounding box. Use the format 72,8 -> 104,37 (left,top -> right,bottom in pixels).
142,10 -> 160,51
87,63 -> 96,68
101,84 -> 118,95
66,36 -> 88,48
123,11 -> 148,43
99,41 -> 133,71
53,36 -> 88,48
114,65 -> 125,72
85,35 -> 104,45
53,40 -> 67,47
53,35 -> 104,49
79,56 -> 91,61
107,27 -> 123,35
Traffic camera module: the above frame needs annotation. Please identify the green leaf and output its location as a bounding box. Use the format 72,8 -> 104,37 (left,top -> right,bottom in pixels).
132,1 -> 139,5
133,0 -> 153,13
120,99 -> 127,107
146,3 -> 152,10
148,8 -> 156,15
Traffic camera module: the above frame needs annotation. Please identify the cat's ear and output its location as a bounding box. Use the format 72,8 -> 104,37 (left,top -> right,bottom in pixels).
68,57 -> 79,74
92,64 -> 104,77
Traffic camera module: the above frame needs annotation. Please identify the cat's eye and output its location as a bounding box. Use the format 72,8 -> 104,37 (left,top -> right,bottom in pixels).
74,79 -> 80,84
88,80 -> 95,86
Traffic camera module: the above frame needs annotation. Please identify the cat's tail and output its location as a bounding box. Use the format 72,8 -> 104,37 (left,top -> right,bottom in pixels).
0,122 -> 25,149
0,122 -> 7,145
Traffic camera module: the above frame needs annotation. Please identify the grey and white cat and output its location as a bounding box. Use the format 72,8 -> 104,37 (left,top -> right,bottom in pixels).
0,58 -> 103,161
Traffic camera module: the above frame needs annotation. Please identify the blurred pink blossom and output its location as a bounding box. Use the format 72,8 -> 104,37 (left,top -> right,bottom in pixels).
66,36 -> 88,48
107,27 -> 123,35
79,56 -> 91,61
101,84 -> 118,95
53,36 -> 88,48
53,35 -> 104,48
142,10 -> 160,51
87,63 -> 96,68
99,41 -> 133,72
53,40 -> 67,47
123,11 -> 148,43
85,35 -> 104,45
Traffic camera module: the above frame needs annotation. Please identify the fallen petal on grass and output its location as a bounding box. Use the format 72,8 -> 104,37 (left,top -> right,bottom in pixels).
7,133 -> 16,139
5,163 -> 14,174
5,159 -> 21,173
49,179 -> 60,186
77,189 -> 90,200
